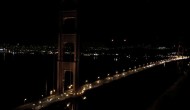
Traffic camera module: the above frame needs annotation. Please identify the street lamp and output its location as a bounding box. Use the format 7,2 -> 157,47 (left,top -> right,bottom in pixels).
85,80 -> 88,83
97,76 -> 100,79
24,98 -> 27,103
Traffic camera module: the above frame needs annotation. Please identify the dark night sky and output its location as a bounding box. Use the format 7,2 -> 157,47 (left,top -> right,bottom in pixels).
80,0 -> 190,46
1,0 -> 190,46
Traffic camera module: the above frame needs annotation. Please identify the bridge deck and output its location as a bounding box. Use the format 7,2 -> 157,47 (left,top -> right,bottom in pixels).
15,56 -> 189,110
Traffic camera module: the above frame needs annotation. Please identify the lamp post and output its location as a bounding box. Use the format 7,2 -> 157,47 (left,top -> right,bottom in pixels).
24,98 -> 27,103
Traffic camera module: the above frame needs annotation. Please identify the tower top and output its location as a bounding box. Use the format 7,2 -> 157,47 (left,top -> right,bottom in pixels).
61,0 -> 77,11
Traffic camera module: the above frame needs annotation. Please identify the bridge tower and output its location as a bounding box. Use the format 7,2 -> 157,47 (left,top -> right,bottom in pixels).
177,42 -> 184,57
177,42 -> 185,75
57,0 -> 79,94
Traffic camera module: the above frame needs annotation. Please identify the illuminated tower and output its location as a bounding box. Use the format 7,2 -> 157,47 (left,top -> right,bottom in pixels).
177,42 -> 185,75
177,42 -> 184,57
57,0 -> 79,94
